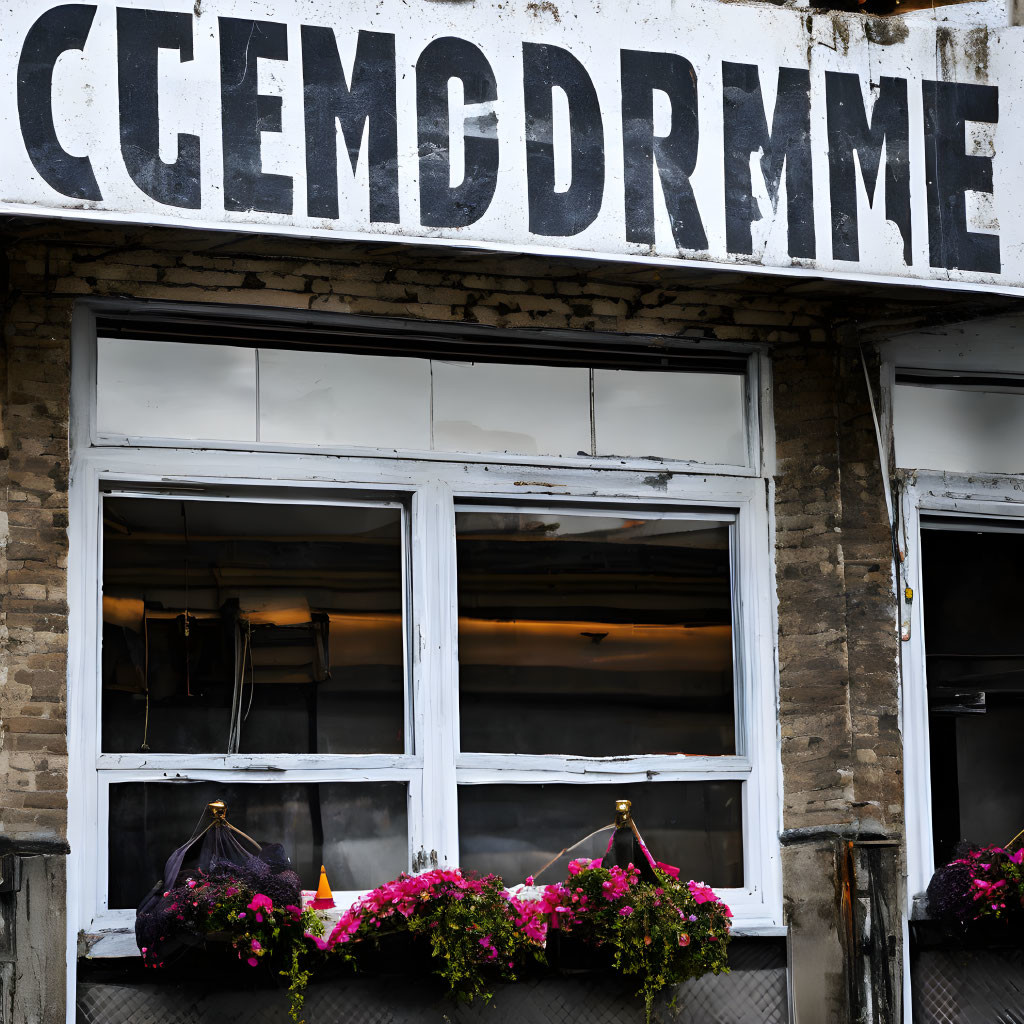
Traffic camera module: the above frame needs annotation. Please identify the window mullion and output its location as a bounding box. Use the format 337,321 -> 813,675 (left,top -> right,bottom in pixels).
410,483 -> 460,869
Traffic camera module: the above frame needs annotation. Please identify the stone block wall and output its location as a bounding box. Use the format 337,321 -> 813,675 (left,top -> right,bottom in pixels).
0,219 -> 1011,1022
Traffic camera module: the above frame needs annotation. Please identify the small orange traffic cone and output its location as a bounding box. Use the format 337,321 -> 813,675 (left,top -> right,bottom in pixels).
311,864 -> 335,909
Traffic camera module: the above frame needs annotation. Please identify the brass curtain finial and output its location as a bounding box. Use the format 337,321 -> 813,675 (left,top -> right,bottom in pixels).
615,799 -> 632,828
208,800 -> 228,824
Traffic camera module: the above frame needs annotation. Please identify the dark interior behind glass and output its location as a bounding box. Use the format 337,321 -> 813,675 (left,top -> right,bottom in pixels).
458,781 -> 743,888
102,497 -> 405,755
108,780 -> 408,906
456,512 -> 735,756
922,523 -> 1024,865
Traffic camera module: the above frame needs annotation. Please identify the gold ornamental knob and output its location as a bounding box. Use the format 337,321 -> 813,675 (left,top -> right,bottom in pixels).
208,800 -> 228,823
615,799 -> 632,828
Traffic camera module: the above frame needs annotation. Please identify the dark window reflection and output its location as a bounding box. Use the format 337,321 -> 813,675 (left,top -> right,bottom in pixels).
458,781 -> 743,888
922,525 -> 1024,864
456,512 -> 735,755
108,780 -> 408,908
102,497 -> 405,754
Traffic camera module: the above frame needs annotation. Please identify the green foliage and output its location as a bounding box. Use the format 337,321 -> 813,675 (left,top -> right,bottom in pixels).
330,869 -> 544,1002
527,861 -> 732,1019
144,863 -> 732,1020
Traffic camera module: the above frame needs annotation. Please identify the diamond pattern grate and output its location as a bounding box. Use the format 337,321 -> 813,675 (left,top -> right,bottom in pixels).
913,948 -> 1024,1024
78,967 -> 788,1024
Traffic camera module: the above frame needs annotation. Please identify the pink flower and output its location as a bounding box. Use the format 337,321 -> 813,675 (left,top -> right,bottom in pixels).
657,862 -> 681,879
619,906 -> 633,917
250,940 -> 261,951
248,894 -> 273,912
678,933 -> 690,947
688,881 -> 721,905
237,912 -> 246,920
247,957 -> 258,967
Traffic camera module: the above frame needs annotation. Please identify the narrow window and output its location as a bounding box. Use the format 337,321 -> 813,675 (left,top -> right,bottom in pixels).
921,519 -> 1024,864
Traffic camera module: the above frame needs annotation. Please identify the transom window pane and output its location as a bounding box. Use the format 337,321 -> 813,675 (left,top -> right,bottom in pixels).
894,379 -> 1024,475
96,337 -> 258,441
431,361 -> 592,457
95,338 -> 749,466
456,512 -> 735,756
108,780 -> 409,908
593,369 -> 746,464
101,497 -> 405,755
458,781 -> 743,888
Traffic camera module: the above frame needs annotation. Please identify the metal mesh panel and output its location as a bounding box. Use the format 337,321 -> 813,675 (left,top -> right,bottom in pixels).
79,968 -> 788,1024
912,948 -> 1024,1024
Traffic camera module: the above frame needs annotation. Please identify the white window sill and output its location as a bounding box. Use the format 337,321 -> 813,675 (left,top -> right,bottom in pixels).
81,921 -> 787,960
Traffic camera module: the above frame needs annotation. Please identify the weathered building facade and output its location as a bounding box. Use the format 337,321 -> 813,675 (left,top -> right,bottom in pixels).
2,1 -> 1024,1022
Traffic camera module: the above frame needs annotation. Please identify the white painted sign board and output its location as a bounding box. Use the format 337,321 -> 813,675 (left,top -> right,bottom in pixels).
0,0 -> 1019,293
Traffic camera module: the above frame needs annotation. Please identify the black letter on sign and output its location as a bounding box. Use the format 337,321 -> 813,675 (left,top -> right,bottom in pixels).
524,43 -> 605,236
621,50 -> 707,252
416,37 -> 498,228
220,18 -> 292,214
17,4 -> 101,201
923,80 -> 999,274
826,73 -> 910,264
302,27 -> 398,222
117,8 -> 200,209
722,63 -> 814,259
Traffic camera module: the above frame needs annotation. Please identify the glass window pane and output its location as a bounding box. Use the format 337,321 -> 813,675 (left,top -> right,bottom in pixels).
593,369 -> 746,465
894,382 -> 1024,475
921,525 -> 1024,865
258,348 -> 432,450
102,497 -> 405,754
456,512 -> 735,755
458,781 -> 743,888
432,361 -> 591,457
108,780 -> 408,908
96,338 -> 258,441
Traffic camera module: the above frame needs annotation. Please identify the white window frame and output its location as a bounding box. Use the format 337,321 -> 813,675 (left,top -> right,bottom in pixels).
896,476 -> 1024,908
84,300 -> 764,479
882,316 -> 1024,911
67,302 -> 784,1001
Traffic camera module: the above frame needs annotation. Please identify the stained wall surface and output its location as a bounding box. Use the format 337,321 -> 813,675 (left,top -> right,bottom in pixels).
0,220 -> 1016,1022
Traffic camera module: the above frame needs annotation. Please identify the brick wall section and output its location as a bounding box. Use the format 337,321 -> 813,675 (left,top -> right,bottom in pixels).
836,346 -> 904,829
0,221 -> 845,845
0,220 -> 1017,1021
0,284 -> 71,843
773,344 -> 901,834
0,219 -> 1012,842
